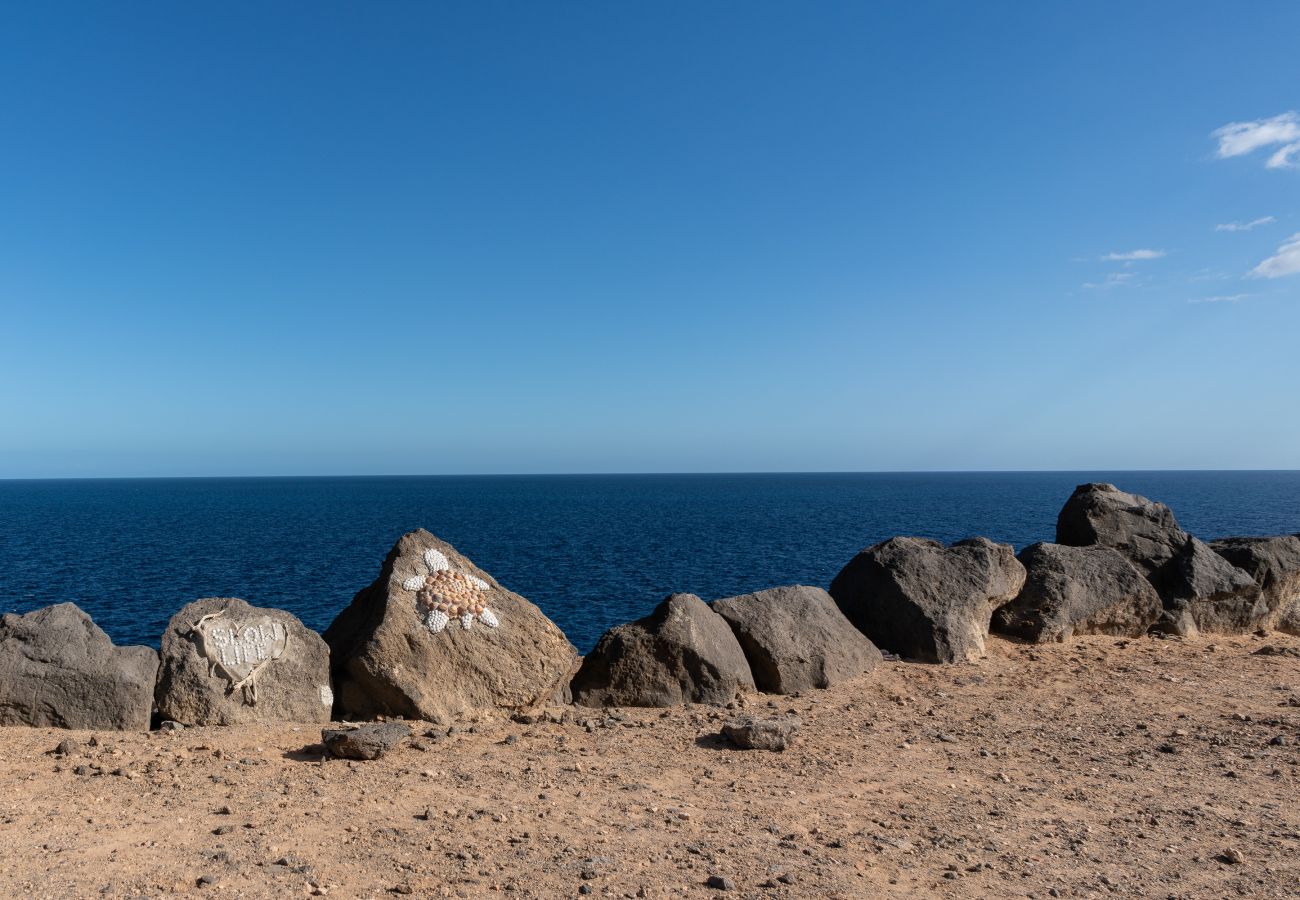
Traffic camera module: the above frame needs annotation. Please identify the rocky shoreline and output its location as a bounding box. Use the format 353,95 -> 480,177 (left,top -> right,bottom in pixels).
3,483 -> 1299,737
3,481 -> 1300,896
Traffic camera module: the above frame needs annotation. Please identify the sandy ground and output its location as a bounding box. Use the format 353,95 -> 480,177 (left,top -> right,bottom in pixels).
2,633 -> 1299,899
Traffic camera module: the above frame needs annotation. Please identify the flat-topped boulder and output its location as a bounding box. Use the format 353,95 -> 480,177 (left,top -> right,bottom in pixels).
992,543 -> 1162,642
712,585 -> 881,694
326,530 -> 577,723
155,597 -> 333,726
0,603 -> 157,731
1056,483 -> 1188,576
829,536 -> 1025,663
1209,534 -> 1300,629
571,593 -> 755,707
1151,538 -> 1266,634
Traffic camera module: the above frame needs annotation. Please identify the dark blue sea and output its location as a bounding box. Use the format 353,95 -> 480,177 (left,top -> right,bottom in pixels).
2,472 -> 1298,653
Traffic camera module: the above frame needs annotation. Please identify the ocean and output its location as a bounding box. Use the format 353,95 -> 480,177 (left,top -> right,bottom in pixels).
2,472 -> 1298,653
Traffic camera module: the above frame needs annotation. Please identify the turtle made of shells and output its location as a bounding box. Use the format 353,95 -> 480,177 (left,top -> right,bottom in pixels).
401,548 -> 500,633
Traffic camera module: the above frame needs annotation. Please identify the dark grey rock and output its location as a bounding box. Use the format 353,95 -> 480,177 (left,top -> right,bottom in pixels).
155,597 -> 332,726
0,603 -> 157,731
322,722 -> 411,760
1056,483 -> 1189,576
325,530 -> 577,724
570,593 -> 755,707
1209,534 -> 1300,630
829,537 -> 1025,663
711,585 -> 882,693
721,714 -> 800,751
1151,538 -> 1266,634
705,874 -> 736,890
1055,484 -> 1275,634
992,543 -> 1162,642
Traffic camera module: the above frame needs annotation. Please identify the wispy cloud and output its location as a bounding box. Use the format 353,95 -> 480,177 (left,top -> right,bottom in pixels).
1188,293 -> 1251,304
1083,272 -> 1136,290
1213,112 -> 1300,169
1249,232 -> 1300,279
1215,216 -> 1276,232
1101,249 -> 1166,262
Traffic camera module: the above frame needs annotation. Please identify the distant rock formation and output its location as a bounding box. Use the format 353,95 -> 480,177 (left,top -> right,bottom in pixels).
0,603 -> 157,730
155,597 -> 332,726
712,585 -> 881,693
326,530 -> 577,724
829,537 -> 1025,663
571,593 -> 755,707
992,543 -> 1162,642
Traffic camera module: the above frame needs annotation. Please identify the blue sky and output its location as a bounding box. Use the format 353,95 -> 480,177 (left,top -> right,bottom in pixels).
1,2 -> 1298,477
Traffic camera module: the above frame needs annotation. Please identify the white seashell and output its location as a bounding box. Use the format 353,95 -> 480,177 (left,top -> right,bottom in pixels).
459,612 -> 475,630
423,548 -> 451,573
479,608 -> 500,628
426,609 -> 450,633
469,575 -> 489,591
402,575 -> 425,592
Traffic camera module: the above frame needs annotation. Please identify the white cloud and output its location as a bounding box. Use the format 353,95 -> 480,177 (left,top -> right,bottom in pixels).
1249,232 -> 1300,279
1213,112 -> 1300,169
1101,249 -> 1166,261
1268,143 -> 1300,169
1215,216 -> 1276,232
1188,293 -> 1251,304
1083,272 -> 1136,290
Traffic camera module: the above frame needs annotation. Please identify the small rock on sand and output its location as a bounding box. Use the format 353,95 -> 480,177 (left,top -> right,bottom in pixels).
322,723 -> 411,760
721,715 -> 800,751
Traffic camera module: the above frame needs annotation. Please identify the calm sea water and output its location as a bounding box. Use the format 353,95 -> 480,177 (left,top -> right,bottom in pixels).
1,472 -> 1298,653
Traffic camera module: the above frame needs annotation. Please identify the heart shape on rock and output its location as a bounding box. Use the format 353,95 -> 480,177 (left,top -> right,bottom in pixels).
193,613 -> 289,687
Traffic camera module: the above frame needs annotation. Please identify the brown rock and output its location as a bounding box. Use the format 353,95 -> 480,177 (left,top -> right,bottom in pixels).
325,530 -> 577,723
155,597 -> 332,726
712,585 -> 881,693
570,593 -> 755,707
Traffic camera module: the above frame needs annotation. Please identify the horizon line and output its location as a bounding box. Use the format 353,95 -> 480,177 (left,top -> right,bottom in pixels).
3,467 -> 1300,483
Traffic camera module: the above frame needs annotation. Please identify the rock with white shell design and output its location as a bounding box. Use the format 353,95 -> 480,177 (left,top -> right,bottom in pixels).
155,597 -> 333,726
324,530 -> 578,723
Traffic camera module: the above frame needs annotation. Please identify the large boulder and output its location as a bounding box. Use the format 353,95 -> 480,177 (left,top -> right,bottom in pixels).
326,530 -> 577,723
1209,534 -> 1300,629
992,543 -> 1162,642
570,593 -> 755,707
829,537 -> 1026,663
1150,538 -> 1267,634
711,585 -> 882,693
0,603 -> 157,731
155,597 -> 333,725
1055,483 -> 1276,634
1056,483 -> 1188,575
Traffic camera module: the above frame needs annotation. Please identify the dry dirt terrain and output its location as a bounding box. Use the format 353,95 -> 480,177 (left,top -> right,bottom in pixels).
2,633 -> 1299,899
